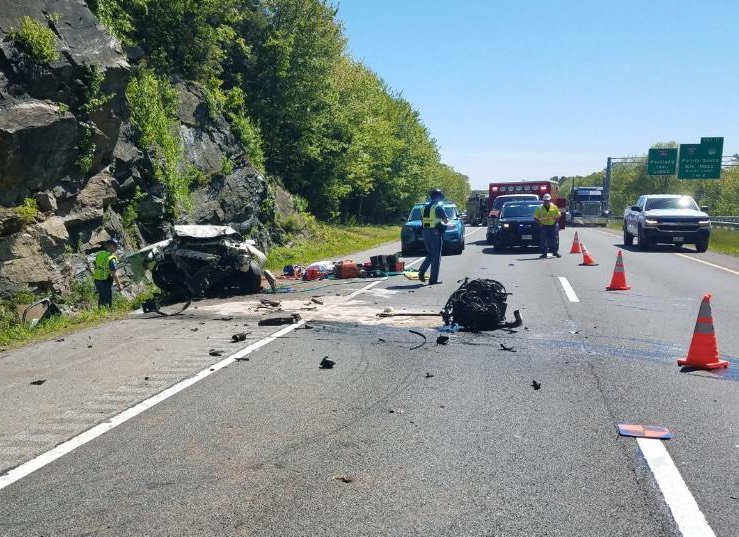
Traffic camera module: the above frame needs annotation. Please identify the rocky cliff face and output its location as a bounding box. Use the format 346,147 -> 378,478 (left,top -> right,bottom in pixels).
0,0 -> 275,297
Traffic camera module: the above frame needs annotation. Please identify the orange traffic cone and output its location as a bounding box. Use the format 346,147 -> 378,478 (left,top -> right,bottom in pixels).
569,232 -> 582,254
579,243 -> 598,266
678,294 -> 728,369
606,251 -> 631,290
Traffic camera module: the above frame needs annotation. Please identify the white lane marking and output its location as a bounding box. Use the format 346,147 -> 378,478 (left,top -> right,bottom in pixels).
674,253 -> 739,277
0,279 -> 384,492
636,438 -> 717,537
558,277 -> 580,303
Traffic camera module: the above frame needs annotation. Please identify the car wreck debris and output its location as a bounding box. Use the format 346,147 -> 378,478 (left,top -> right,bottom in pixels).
123,225 -> 267,298
441,278 -> 523,331
258,313 -> 302,326
319,356 -> 335,369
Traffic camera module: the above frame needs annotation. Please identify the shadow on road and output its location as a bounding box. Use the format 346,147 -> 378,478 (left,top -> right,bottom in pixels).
386,284 -> 425,290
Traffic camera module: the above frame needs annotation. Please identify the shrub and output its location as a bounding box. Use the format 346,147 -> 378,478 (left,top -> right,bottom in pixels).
13,16 -> 58,64
15,198 -> 39,224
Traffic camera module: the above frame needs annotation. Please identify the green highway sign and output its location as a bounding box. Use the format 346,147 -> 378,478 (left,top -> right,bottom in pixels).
678,137 -> 723,179
647,148 -> 677,176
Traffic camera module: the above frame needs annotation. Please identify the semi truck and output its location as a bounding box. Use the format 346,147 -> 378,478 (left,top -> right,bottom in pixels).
566,187 -> 608,227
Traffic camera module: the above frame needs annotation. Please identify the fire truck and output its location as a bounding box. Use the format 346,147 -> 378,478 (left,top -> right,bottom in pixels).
487,180 -> 566,219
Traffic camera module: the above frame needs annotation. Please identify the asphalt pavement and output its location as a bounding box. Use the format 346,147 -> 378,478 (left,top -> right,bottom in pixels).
1,226 -> 737,536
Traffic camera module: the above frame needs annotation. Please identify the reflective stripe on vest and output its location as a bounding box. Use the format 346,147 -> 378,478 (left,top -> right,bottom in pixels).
93,251 -> 117,280
422,202 -> 442,228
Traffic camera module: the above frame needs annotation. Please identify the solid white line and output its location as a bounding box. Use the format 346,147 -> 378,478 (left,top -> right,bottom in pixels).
0,278 -> 384,492
636,438 -> 716,537
557,276 -> 580,303
674,253 -> 739,277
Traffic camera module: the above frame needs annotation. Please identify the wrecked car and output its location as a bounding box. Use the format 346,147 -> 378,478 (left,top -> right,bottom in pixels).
123,225 -> 267,298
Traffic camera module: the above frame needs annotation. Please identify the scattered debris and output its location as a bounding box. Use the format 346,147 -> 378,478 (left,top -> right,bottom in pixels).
388,410 -> 395,414
311,297 -> 324,305
425,372 -> 434,378
409,330 -> 427,350
569,330 -> 580,334
87,336 -> 93,349
332,474 -> 354,483
231,332 -> 249,342
378,338 -> 386,342
499,343 -> 516,352
30,379 -> 46,386
235,356 -> 250,362
436,335 -> 449,345
298,324 -> 315,330
144,376 -> 149,381
219,316 -> 234,321
55,338 -> 65,342
319,356 -> 335,369
531,380 -> 541,390
210,368 -> 215,372
617,424 -> 672,439
209,349 -> 226,357
258,313 -> 301,326
190,328 -> 199,332
260,298 -> 281,308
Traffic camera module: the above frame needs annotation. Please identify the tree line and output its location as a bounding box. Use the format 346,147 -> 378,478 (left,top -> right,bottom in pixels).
87,0 -> 470,222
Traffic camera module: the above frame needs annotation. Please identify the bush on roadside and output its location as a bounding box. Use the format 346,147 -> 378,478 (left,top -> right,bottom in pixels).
12,16 -> 59,64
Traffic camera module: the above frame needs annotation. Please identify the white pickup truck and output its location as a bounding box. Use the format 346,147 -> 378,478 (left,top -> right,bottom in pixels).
623,194 -> 711,252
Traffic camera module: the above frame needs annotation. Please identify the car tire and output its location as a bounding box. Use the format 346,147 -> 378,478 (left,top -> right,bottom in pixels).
637,227 -> 650,251
623,227 -> 634,246
152,261 -> 183,293
695,237 -> 709,253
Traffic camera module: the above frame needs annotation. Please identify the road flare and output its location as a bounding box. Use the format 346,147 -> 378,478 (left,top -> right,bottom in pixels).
677,293 -> 728,370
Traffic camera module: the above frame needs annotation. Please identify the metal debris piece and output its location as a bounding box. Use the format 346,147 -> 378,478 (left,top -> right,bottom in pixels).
260,298 -> 281,308
319,356 -> 335,369
311,297 -> 324,305
499,343 -> 516,352
409,330 -> 427,350
436,335 -> 449,345
30,379 -> 46,386
258,313 -> 301,326
425,372 -> 434,378
332,475 -> 354,483
219,316 -> 234,321
209,349 -> 226,357
231,332 -> 248,342
531,380 -> 541,390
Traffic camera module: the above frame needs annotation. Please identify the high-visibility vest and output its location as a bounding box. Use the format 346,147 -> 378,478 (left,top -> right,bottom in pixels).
534,204 -> 560,226
422,202 -> 443,228
93,251 -> 117,280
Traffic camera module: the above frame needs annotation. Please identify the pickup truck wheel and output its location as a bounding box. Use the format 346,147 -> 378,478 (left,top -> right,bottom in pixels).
623,227 -> 634,246
637,227 -> 650,251
695,238 -> 709,253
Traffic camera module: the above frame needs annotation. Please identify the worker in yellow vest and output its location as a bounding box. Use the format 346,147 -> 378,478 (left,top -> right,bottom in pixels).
418,188 -> 449,284
93,239 -> 123,307
533,194 -> 561,258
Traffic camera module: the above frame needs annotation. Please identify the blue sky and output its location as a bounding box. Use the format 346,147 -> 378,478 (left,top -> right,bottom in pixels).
335,0 -> 739,190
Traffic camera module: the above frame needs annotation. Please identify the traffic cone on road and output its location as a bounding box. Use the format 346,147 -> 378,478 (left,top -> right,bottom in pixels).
678,294 -> 728,370
579,243 -> 598,266
569,232 -> 582,254
606,251 -> 631,291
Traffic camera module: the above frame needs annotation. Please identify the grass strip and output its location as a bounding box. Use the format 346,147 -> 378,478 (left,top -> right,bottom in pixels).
266,224 -> 401,272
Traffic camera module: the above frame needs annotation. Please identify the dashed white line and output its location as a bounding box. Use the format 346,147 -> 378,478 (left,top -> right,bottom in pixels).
557,276 -> 580,303
637,438 -> 716,537
0,278 -> 384,492
674,253 -> 739,276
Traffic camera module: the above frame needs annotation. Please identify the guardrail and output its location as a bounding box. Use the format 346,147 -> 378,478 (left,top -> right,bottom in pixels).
710,216 -> 739,230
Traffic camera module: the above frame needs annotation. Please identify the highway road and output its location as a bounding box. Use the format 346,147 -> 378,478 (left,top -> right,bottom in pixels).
1,226 -> 738,536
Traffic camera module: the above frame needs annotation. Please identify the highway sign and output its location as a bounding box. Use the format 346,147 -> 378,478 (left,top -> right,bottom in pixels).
678,137 -> 723,179
647,148 -> 677,176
